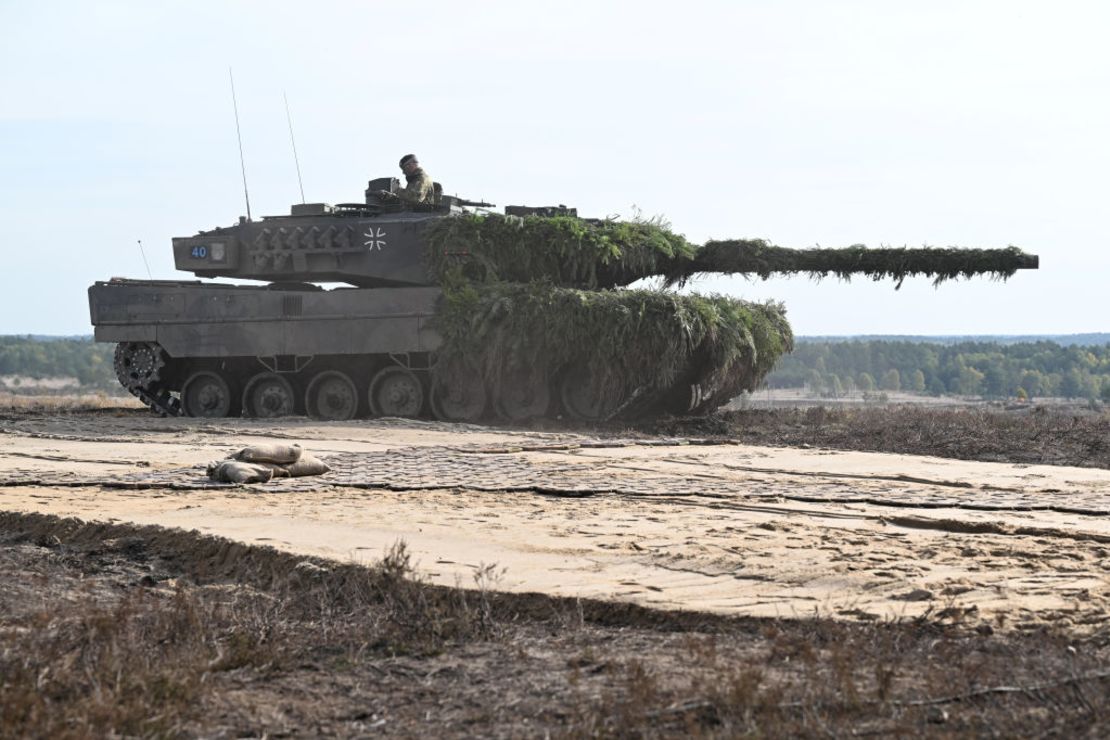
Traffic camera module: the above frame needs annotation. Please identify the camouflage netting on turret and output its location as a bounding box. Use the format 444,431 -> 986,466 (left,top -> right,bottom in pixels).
426,213 -> 1032,414
426,214 -> 1036,289
426,214 -> 695,289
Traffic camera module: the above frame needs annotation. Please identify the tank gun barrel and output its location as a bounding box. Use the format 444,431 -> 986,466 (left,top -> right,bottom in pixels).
664,240 -> 1039,288
426,214 -> 1039,290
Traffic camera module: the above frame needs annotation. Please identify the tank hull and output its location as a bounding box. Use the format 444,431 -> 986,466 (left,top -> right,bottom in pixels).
90,280 -> 441,357
89,280 -> 444,420
88,279 -> 721,423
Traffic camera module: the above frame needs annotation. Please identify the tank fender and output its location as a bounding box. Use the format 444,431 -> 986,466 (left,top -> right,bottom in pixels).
94,325 -> 157,343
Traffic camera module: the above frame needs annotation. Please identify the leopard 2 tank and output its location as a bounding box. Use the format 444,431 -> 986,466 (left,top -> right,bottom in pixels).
88,175 -> 1038,422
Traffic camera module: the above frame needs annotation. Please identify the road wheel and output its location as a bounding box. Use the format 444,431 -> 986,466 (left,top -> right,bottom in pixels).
430,359 -> 487,422
558,365 -> 622,422
494,366 -> 550,422
242,373 -> 297,418
181,370 -> 238,418
368,366 -> 425,418
305,371 -> 359,421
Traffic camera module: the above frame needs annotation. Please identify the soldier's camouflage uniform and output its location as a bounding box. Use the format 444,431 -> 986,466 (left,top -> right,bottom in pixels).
397,167 -> 434,204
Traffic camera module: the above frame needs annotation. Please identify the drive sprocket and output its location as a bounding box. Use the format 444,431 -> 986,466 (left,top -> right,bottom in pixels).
113,342 -> 182,417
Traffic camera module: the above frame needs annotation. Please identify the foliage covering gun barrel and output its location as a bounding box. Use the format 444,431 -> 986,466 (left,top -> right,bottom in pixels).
425,214 -> 1040,290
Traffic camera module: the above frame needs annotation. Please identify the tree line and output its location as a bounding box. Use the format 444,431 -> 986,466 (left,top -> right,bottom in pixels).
765,339 -> 1110,401
3,335 -> 1110,402
0,337 -> 118,391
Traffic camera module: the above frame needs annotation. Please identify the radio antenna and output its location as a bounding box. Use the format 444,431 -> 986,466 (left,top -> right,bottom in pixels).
283,90 -> 306,204
228,67 -> 252,221
136,239 -> 153,280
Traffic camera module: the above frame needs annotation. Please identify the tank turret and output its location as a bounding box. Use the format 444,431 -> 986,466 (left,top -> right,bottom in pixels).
89,176 -> 1038,422
171,177 -> 495,288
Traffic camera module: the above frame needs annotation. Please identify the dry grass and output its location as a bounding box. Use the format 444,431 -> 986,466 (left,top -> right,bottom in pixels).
0,391 -> 143,415
0,524 -> 501,738
2,512 -> 1110,737
563,620 -> 1110,737
2,588 -> 237,737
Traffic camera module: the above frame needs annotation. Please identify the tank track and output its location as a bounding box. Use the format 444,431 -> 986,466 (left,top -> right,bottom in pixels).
109,342 -> 714,422
113,342 -> 182,417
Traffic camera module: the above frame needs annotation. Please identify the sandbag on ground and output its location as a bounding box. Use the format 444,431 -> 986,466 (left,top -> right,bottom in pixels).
283,454 -> 329,477
206,460 -> 275,484
256,454 -> 330,478
258,464 -> 290,478
233,443 -> 303,465
207,444 -> 328,484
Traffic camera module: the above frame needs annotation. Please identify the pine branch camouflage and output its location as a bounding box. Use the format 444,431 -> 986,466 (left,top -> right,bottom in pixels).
426,213 -> 1033,416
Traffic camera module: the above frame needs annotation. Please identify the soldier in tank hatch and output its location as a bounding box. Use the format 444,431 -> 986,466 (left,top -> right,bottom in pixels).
378,154 -> 433,204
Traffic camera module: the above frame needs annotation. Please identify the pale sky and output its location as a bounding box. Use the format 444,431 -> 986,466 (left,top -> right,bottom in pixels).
2,1 -> 1107,336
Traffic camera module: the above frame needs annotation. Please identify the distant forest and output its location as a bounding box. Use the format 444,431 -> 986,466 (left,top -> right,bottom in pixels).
0,337 -> 118,392
2,335 -> 1109,401
767,339 -> 1110,401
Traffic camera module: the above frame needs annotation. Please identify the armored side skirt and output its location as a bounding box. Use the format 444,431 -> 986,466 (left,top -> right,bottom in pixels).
88,280 -> 443,357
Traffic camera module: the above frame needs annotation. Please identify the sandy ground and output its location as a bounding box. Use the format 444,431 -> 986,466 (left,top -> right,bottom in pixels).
2,413 -> 1110,633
